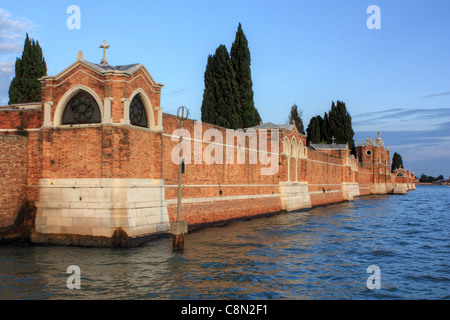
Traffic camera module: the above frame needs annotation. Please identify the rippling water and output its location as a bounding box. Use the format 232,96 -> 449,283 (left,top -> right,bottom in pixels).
0,185 -> 449,300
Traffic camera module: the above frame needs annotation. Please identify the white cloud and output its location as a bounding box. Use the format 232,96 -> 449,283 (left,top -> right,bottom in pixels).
0,9 -> 37,104
0,8 -> 36,55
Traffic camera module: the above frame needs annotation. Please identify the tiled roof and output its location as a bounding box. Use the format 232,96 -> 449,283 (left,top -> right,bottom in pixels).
248,122 -> 295,131
310,143 -> 348,150
82,60 -> 143,75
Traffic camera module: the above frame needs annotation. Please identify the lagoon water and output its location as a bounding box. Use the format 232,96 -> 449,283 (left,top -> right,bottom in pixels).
0,185 -> 449,300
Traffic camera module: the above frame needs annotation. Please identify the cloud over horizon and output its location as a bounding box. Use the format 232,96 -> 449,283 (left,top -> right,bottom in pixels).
353,107 -> 450,132
0,9 -> 38,104
354,109 -> 450,177
422,91 -> 450,99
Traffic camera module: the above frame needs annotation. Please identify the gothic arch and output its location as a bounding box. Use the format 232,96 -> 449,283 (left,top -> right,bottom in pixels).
290,137 -> 297,158
54,84 -> 103,126
128,88 -> 155,130
282,137 -> 291,181
290,137 -> 298,181
283,137 -> 290,156
298,141 -> 304,158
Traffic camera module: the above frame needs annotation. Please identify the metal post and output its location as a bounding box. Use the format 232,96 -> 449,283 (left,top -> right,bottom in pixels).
171,106 -> 189,251
177,118 -> 183,221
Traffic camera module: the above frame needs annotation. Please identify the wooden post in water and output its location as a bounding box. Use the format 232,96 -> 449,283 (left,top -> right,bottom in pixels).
171,106 -> 189,251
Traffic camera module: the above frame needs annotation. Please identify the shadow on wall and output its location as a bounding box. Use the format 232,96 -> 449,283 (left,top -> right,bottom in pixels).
0,202 -> 36,244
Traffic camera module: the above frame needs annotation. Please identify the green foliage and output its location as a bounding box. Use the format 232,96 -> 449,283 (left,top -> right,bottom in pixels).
391,152 -> 404,172
201,23 -> 261,129
288,104 -> 305,134
321,112 -> 330,143
201,45 -> 241,129
8,33 -> 47,104
306,115 -> 321,145
306,100 -> 355,154
419,174 -> 444,183
230,23 -> 261,127
328,100 -> 355,153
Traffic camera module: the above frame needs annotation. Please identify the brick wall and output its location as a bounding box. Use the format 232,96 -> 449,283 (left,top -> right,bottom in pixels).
162,113 -> 283,226
0,109 -> 42,130
0,134 -> 28,227
306,149 -> 344,206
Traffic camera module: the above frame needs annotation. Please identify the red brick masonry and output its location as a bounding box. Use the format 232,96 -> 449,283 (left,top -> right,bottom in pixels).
0,58 -> 415,244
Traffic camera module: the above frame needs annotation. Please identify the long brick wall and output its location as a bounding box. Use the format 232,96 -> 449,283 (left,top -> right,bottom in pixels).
0,58 -> 416,246
0,107 -> 416,240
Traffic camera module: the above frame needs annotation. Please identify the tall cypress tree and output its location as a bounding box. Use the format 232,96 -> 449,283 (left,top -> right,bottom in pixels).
321,112 -> 330,143
201,55 -> 218,124
391,152 -> 404,172
288,104 -> 305,134
8,33 -> 47,104
201,45 -> 241,129
328,100 -> 355,153
230,23 -> 261,127
306,115 -> 322,145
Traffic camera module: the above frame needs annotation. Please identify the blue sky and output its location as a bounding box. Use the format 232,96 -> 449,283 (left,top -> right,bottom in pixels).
1,0 -> 449,177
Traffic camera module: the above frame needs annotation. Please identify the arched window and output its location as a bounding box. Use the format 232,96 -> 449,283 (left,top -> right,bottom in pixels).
61,91 -> 101,125
129,94 -> 148,128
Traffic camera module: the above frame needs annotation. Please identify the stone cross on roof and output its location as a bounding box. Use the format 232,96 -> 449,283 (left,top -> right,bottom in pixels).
331,136 -> 336,144
99,40 -> 110,66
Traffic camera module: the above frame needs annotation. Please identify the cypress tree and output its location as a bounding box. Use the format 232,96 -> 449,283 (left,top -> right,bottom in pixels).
201,24 -> 261,129
391,152 -> 404,172
201,45 -> 241,129
288,104 -> 305,134
230,23 -> 261,127
321,112 -> 330,143
306,115 -> 322,145
328,100 -> 355,154
201,55 -> 218,124
8,33 -> 47,104
328,101 -> 338,142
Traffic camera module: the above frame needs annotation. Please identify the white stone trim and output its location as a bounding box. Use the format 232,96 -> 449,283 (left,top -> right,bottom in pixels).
165,193 -> 280,205
102,97 -> 113,124
164,183 -> 280,188
43,101 -> 53,127
155,107 -> 163,131
120,98 -> 130,124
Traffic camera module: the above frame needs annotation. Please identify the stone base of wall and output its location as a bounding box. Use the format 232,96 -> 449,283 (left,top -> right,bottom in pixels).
279,181 -> 311,211
386,183 -> 394,194
370,183 -> 387,195
392,183 -> 407,195
31,178 -> 170,247
342,182 -> 360,201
